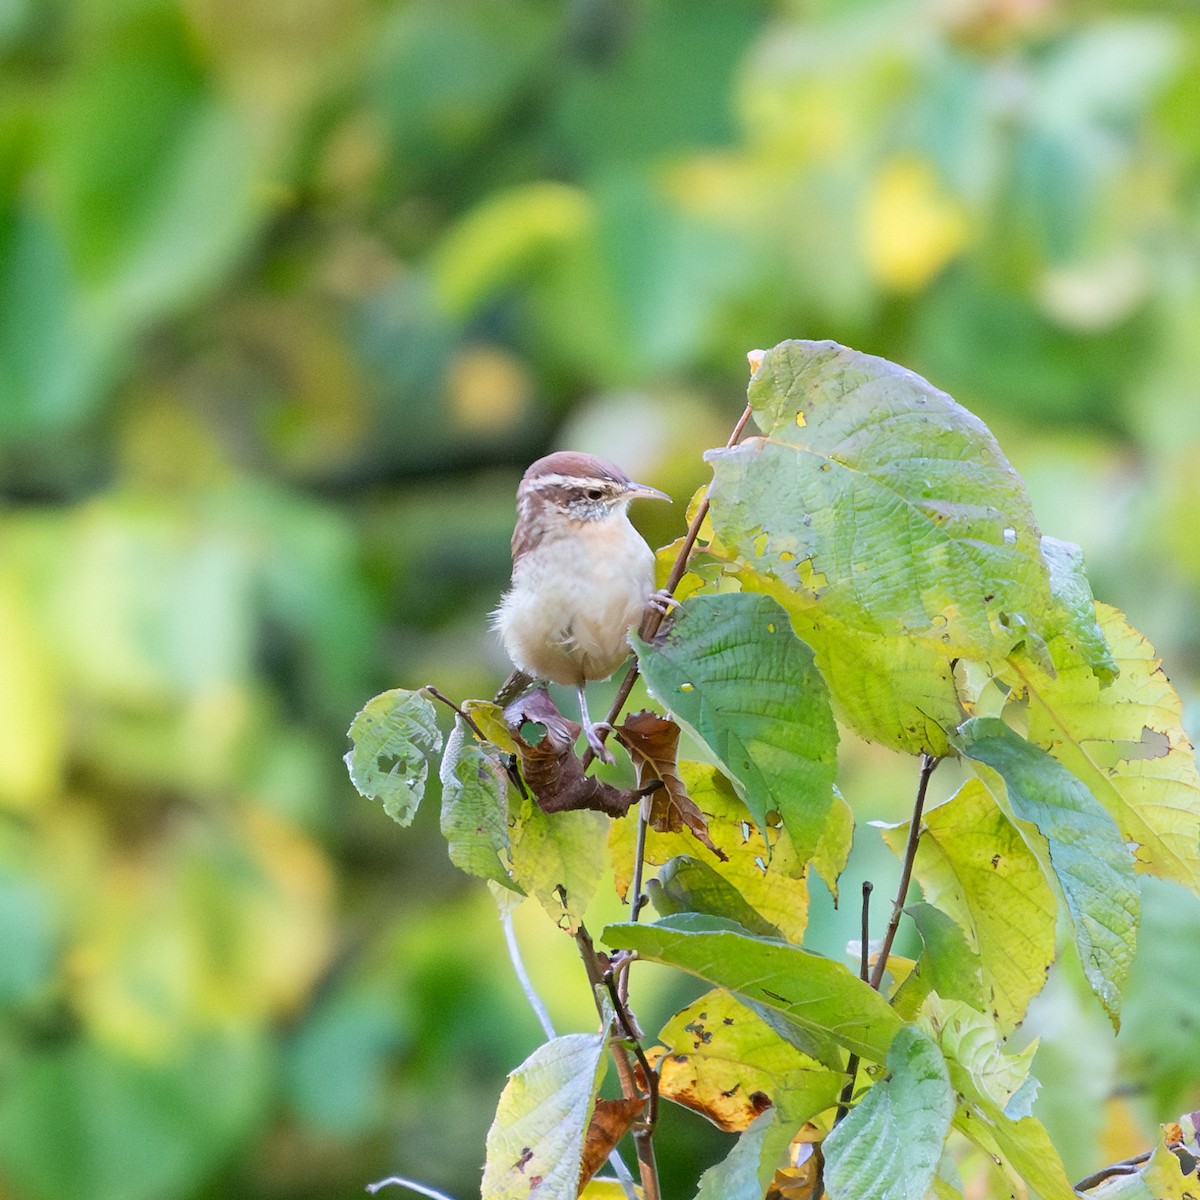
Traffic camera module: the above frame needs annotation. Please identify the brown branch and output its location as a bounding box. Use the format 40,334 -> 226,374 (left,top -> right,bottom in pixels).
580,400 -> 756,769
423,685 -> 489,743
834,881 -> 874,1126
869,754 -> 940,992
575,926 -> 661,1200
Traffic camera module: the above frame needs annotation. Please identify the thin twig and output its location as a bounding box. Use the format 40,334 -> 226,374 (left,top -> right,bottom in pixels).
580,400 -> 756,769
1074,1149 -> 1154,1192
629,796 -> 652,925
365,1177 -> 458,1200
503,911 -> 636,1197
834,881 -> 874,1125
869,755 -> 940,992
603,968 -> 660,1132
423,685 -> 488,743
501,907 -> 556,1040
575,926 -> 662,1200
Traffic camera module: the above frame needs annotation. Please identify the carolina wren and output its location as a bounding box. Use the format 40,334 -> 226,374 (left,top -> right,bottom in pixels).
494,451 -> 671,763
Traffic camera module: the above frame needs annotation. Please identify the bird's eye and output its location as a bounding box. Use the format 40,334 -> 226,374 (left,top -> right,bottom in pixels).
586,488 -> 604,501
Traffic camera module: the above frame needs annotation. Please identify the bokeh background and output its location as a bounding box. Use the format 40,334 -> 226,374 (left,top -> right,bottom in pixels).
2,0 -> 1200,1196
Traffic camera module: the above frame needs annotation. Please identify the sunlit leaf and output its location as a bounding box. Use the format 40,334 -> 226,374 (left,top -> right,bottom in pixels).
509,798 -> 607,935
610,761 -> 810,943
1007,604 -> 1200,892
481,1032 -> 607,1200
344,688 -> 443,826
739,571 -> 962,757
439,719 -> 521,893
651,989 -> 842,1132
604,915 -> 903,1066
880,778 -> 1056,1033
919,997 -> 1037,1115
953,717 -> 1138,1026
708,340 -> 1055,661
633,592 -> 838,861
823,1026 -> 954,1200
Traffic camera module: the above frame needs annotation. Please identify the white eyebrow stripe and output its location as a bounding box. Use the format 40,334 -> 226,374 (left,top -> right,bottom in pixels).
526,474 -> 619,492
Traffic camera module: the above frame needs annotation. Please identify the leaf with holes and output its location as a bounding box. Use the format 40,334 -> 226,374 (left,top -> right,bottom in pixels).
650,989 -> 842,1133
344,688 -> 443,826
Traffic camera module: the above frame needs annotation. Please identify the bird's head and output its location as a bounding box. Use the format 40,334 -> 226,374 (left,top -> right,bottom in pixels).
516,451 -> 670,524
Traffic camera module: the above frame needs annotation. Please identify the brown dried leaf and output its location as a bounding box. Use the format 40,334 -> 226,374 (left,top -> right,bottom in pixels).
577,1097 -> 646,1192
765,1134 -> 824,1200
616,710 -> 725,860
504,690 -> 638,818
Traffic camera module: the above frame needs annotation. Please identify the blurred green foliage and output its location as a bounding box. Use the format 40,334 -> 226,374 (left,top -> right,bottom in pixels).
2,0 -> 1200,1196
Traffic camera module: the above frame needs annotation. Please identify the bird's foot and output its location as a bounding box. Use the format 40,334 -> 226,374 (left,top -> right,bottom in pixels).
583,719 -> 616,765
646,588 -> 675,615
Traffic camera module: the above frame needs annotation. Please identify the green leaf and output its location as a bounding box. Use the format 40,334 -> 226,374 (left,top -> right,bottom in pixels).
648,856 -> 783,938
0,203 -> 113,438
508,799 -> 607,934
953,717 -> 1139,1026
481,1032 -> 607,1200
1007,603 -> 1200,892
880,779 -> 1056,1033
920,997 -> 1037,1115
344,688 -> 443,826
707,340 -> 1054,661
926,1004 -> 1078,1200
633,592 -> 839,861
652,988 -> 842,1133
609,761 -> 811,943
823,1026 -> 954,1200
890,903 -> 985,1020
692,1110 -> 789,1200
604,915 -> 904,1066
739,571 -> 963,757
1039,536 -> 1118,683
439,720 -> 521,893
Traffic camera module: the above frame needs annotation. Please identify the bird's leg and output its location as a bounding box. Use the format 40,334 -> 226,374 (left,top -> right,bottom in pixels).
576,683 -> 615,765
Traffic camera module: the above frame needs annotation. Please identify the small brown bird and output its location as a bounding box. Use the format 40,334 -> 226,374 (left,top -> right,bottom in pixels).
494,451 -> 671,762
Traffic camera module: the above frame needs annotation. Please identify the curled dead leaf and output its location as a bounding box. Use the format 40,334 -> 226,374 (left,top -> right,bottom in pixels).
504,690 -> 639,818
616,710 -> 726,861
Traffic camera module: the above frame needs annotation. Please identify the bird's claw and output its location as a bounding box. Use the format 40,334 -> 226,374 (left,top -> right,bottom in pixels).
646,588 -> 675,615
584,720 -> 615,765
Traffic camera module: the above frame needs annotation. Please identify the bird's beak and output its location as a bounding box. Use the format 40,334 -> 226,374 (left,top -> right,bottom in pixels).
627,481 -> 672,503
